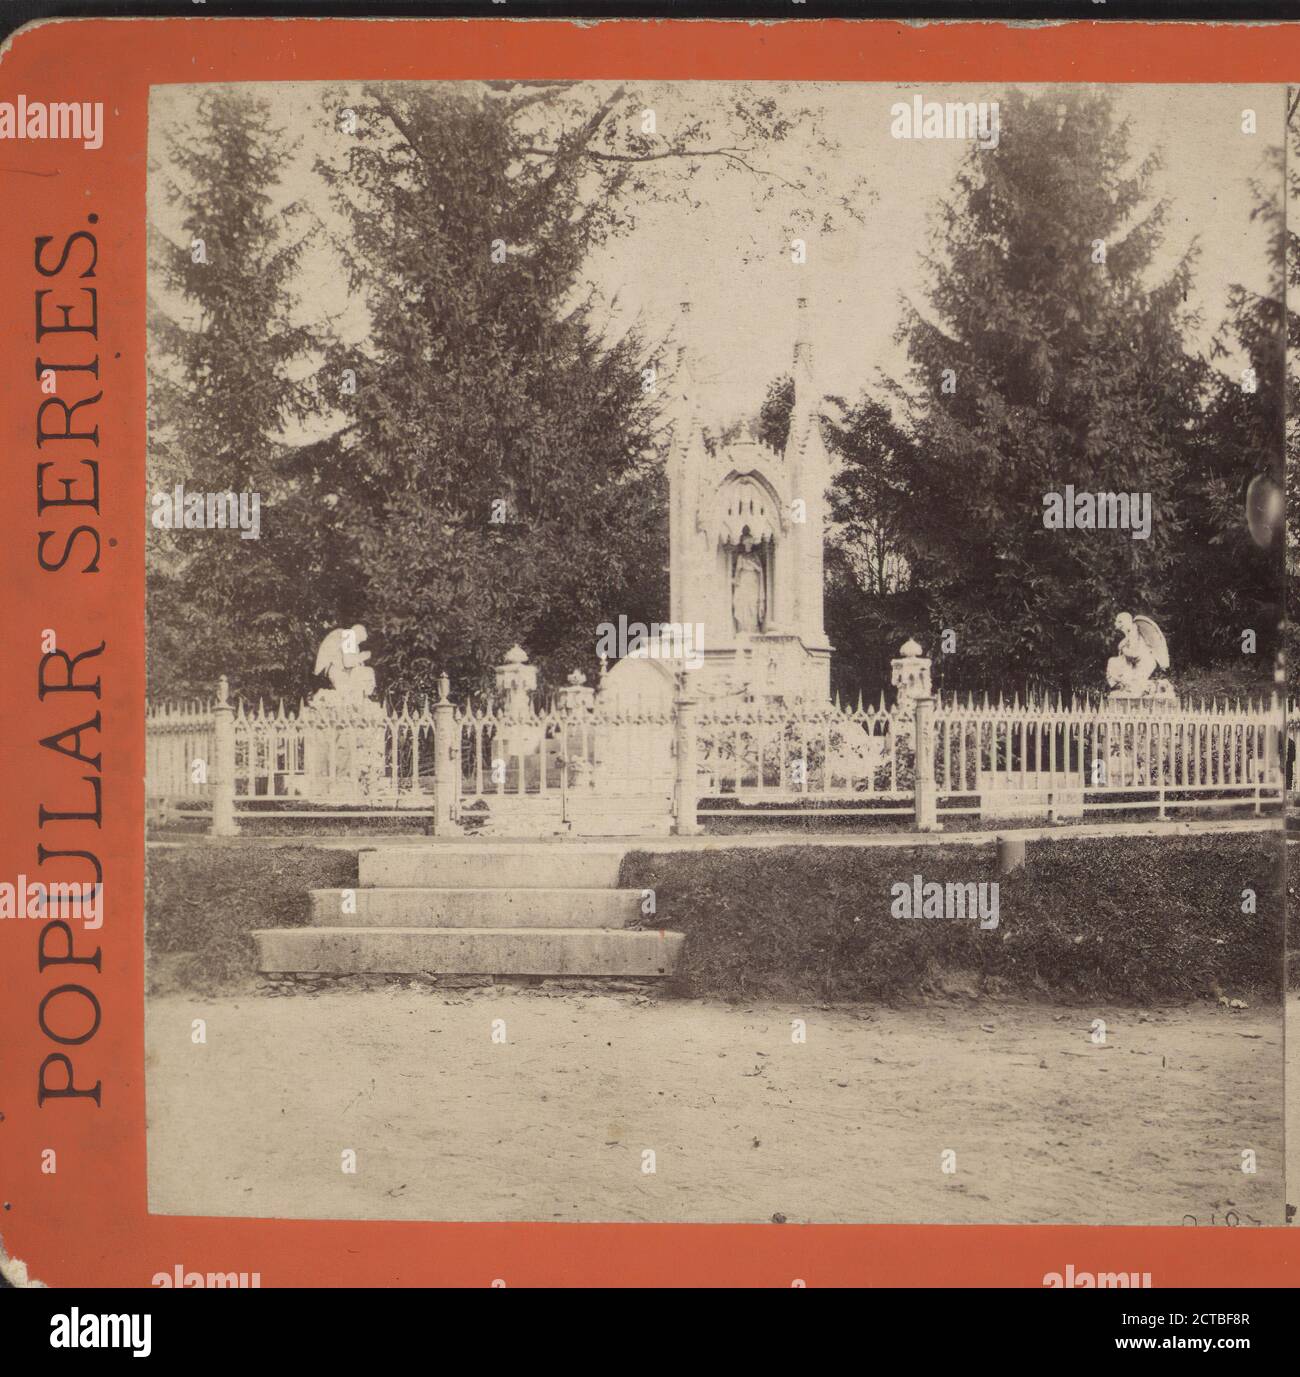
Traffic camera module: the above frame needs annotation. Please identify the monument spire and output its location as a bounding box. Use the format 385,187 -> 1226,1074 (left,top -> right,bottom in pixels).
675,299 -> 693,384
667,299 -> 695,626
793,295 -> 812,384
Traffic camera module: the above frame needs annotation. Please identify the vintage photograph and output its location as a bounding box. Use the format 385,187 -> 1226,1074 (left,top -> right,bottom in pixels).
143,79 -> 1287,1225
1285,86 -> 1300,1233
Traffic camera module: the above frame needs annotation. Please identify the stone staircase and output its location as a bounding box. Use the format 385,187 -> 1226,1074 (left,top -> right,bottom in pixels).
252,844 -> 684,980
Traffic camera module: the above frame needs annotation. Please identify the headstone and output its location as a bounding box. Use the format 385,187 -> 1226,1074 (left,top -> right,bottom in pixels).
493,645 -> 544,768
1106,612 -> 1176,705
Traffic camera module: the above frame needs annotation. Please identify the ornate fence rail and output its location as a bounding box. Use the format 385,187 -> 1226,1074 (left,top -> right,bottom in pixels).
146,677 -> 677,833
932,694 -> 1281,821
693,697 -> 914,817
145,700 -> 214,807
146,678 -> 1286,834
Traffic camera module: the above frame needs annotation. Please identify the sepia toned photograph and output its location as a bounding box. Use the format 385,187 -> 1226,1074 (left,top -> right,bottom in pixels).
143,78 -> 1287,1227
1284,86 -> 1300,1237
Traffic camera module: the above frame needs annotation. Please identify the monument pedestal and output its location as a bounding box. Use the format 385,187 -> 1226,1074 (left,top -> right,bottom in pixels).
302,694 -> 388,803
1106,688 -> 1178,710
1103,688 -> 1180,789
692,633 -> 831,707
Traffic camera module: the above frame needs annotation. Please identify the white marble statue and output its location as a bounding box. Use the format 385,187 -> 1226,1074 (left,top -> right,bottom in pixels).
312,624 -> 377,704
1106,613 -> 1174,700
731,534 -> 767,634
302,625 -> 384,802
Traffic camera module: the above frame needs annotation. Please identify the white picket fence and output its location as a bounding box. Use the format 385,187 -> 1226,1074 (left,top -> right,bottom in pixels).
692,692 -> 1283,822
146,679 -> 1286,833
932,693 -> 1281,818
145,699 -> 216,803
146,678 -> 676,831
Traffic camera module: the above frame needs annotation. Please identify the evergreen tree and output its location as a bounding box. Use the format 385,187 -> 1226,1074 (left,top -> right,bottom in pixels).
147,81 -> 862,702
892,88 -> 1206,691
822,394 -> 924,698
147,88 -> 324,700
315,84 -> 667,698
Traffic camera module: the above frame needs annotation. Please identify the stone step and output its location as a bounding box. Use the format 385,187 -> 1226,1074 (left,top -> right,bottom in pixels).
359,845 -> 627,890
253,926 -> 683,978
309,887 -> 643,929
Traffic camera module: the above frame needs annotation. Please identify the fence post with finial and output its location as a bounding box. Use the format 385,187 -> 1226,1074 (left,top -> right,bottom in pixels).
431,672 -> 459,836
913,696 -> 940,832
210,675 -> 237,838
672,673 -> 703,836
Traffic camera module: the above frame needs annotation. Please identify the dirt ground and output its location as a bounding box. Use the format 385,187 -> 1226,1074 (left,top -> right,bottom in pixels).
145,987 -> 1284,1226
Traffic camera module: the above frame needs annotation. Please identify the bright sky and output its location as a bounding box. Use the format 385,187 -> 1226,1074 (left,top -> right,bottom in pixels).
150,80 -> 1283,439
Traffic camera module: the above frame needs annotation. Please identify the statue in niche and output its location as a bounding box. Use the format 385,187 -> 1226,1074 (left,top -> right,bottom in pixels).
731,532 -> 767,634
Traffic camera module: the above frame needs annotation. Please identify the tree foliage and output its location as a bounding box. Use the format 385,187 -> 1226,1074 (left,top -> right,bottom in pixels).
891,89 -> 1210,691
147,88 -> 325,701
1171,144 -> 1284,681
148,81 -> 853,702
310,84 -> 675,698
146,83 -> 1283,707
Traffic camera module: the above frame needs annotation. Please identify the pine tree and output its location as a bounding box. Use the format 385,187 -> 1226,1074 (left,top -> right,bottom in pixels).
147,88 -> 325,700
893,88 -> 1206,690
314,84 -> 669,698
146,80 -> 868,702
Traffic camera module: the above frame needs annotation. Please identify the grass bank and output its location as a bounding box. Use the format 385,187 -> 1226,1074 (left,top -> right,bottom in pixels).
146,844 -> 357,993
621,833 -> 1283,1003
146,833 -> 1282,1001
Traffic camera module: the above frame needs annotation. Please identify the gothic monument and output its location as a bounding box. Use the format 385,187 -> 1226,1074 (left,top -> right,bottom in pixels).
667,296 -> 834,704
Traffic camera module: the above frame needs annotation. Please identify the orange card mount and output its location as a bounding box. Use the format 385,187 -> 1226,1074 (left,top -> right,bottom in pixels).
0,15 -> 1296,1289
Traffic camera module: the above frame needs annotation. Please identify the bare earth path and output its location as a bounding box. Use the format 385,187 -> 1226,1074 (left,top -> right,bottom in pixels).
146,989 -> 1282,1226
